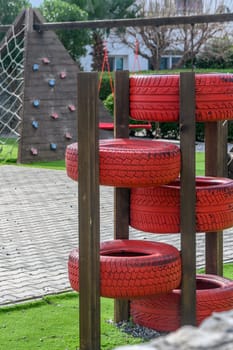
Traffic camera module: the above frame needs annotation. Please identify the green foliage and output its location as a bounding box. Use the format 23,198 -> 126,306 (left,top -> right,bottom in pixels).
228,122 -> 233,142
103,92 -> 114,116
66,0 -> 139,20
40,0 -> 90,62
0,0 -> 30,25
99,72 -> 115,100
159,122 -> 179,140
196,122 -> 205,142
0,0 -> 30,40
195,37 -> 233,69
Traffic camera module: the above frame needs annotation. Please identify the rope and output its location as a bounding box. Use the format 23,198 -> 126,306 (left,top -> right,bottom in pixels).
191,23 -> 195,71
0,23 -> 26,161
132,39 -> 141,73
98,40 -> 114,95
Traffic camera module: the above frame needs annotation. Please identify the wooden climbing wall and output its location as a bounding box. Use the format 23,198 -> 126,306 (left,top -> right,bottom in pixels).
18,9 -> 113,163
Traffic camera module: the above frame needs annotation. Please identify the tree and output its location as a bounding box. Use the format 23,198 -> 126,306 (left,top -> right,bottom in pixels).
0,0 -> 31,40
122,0 -> 177,70
174,0 -> 233,68
40,0 -> 90,63
0,0 -> 30,25
66,0 -> 139,70
195,36 -> 233,68
122,0 -> 233,70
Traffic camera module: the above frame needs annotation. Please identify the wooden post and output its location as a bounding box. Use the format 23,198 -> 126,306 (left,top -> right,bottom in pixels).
179,72 -> 196,326
114,71 -> 130,322
77,72 -> 100,350
205,121 -> 227,275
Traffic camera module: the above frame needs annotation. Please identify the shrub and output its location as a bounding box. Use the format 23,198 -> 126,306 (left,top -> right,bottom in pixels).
99,72 -> 114,101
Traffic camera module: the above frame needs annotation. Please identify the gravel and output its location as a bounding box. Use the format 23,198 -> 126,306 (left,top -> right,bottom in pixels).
116,321 -> 166,341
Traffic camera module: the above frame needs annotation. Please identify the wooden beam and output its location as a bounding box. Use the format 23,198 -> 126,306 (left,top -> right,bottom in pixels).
0,25 -> 11,32
179,72 -> 196,326
114,71 -> 130,323
205,121 -> 227,275
78,72 -> 100,350
34,12 -> 233,32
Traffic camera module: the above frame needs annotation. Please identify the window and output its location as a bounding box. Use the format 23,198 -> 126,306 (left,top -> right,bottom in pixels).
116,57 -> 123,70
108,56 -> 125,71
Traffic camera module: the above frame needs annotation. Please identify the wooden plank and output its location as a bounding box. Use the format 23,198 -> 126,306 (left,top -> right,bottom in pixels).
114,71 -> 130,323
34,12 -> 233,32
205,121 -> 227,275
77,72 -> 100,350
179,72 -> 196,326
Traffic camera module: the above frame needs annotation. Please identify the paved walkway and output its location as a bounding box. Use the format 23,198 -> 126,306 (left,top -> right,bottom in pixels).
0,165 -> 233,306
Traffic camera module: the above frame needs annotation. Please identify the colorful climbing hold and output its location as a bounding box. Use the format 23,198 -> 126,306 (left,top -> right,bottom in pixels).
30,147 -> 38,156
42,57 -> 50,64
32,63 -> 39,71
50,112 -> 59,120
48,79 -> 56,87
60,71 -> 66,79
50,143 -> 57,151
33,99 -> 40,107
32,121 -> 39,129
65,132 -> 72,140
68,104 -> 76,112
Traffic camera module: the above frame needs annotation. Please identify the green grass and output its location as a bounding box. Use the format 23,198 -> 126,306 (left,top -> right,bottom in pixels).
0,294 -> 143,350
22,160 -> 66,170
196,151 -> 205,176
198,263 -> 233,278
223,263 -> 233,278
0,138 -> 18,163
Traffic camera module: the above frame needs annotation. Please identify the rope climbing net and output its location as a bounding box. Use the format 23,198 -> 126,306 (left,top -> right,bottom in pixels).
0,24 -> 26,161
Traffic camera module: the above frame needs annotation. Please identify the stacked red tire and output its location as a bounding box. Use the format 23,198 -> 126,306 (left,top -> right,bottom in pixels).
66,138 -> 180,187
130,176 -> 233,233
68,240 -> 182,299
130,74 -> 233,122
130,274 -> 233,332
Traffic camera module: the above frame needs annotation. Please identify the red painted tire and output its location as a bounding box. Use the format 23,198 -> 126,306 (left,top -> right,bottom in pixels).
68,240 -> 181,298
130,176 -> 233,233
66,139 -> 180,187
130,74 -> 233,122
130,274 -> 233,332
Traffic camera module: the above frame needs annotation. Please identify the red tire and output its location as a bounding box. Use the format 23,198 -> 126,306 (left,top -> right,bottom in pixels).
129,74 -> 233,122
66,139 -> 180,187
130,176 -> 233,233
130,274 -> 233,332
68,240 -> 181,298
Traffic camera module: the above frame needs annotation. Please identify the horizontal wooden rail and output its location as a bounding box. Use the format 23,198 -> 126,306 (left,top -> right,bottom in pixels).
0,25 -> 11,32
33,13 -> 233,32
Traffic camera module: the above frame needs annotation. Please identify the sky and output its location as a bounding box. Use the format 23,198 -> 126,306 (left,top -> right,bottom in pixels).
30,0 -> 43,7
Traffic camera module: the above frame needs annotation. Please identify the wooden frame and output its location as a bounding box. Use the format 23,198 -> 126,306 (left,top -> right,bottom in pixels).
77,72 -> 100,350
179,72 -> 196,325
113,71 -> 130,323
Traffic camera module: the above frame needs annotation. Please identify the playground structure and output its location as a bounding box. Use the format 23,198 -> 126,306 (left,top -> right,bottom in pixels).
31,10 -> 233,350
0,8 -> 113,163
66,70 -> 233,339
1,8 -> 233,350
